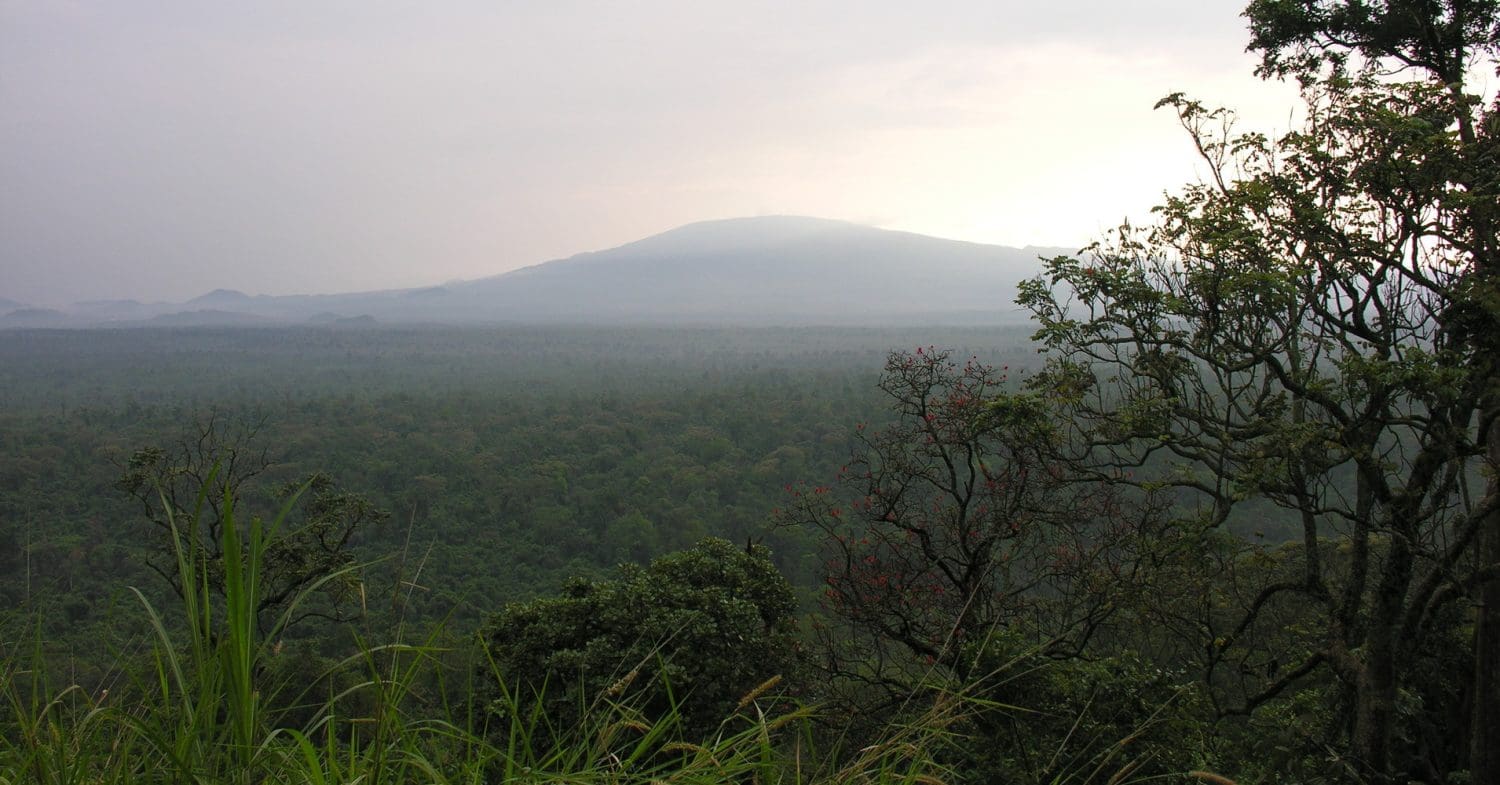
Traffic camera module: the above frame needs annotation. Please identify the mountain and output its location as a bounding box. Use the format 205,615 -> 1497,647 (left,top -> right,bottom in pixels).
186,289 -> 255,308
21,217 -> 1060,328
448,216 -> 1056,324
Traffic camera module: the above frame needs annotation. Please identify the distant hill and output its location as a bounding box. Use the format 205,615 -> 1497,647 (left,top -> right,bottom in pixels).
27,217 -> 1062,328
1,308 -> 70,327
187,289 -> 254,307
450,216 -> 1057,324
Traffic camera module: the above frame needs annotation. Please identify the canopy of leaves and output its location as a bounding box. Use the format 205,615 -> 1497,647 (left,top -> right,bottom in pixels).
478,537 -> 801,743
1017,10 -> 1499,777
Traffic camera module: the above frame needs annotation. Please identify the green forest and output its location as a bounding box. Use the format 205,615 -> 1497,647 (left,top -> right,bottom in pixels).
3,3 -> 1499,784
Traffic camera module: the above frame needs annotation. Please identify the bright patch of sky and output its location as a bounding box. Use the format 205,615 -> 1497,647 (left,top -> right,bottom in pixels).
0,1 -> 1301,305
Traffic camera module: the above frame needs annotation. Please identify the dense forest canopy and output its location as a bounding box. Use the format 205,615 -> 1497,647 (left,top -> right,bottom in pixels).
0,325 -> 1038,654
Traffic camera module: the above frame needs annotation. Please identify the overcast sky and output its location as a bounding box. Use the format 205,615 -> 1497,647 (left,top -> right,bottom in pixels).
0,1 -> 1299,305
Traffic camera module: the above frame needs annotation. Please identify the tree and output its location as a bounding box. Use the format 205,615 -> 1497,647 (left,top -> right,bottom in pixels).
117,412 -> 384,635
1247,4 -> 1500,780
777,350 -> 1199,782
776,350 -> 1161,701
477,537 -> 800,745
1017,3 -> 1498,778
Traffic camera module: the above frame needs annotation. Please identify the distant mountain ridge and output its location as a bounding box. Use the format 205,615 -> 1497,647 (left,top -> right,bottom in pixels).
187,289 -> 255,307
7,216 -> 1064,327
458,216 -> 1054,323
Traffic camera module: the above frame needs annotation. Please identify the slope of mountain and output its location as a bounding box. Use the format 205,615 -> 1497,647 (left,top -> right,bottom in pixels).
1,308 -> 71,327
187,289 -> 255,308
452,216 -> 1054,324
21,217 -> 1059,328
73,299 -> 155,321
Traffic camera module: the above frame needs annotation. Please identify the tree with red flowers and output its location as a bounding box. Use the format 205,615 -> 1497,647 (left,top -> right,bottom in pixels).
776,348 -> 1163,704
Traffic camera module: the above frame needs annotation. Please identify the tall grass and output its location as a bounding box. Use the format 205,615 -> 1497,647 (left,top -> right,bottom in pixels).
0,475 -> 968,785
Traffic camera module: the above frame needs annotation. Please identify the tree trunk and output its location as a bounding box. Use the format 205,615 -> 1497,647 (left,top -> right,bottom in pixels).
1352,662 -> 1396,783
1353,536 -> 1417,783
1472,418 -> 1500,784
1468,177 -> 1499,780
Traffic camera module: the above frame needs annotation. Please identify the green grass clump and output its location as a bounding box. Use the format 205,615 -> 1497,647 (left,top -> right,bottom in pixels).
0,475 -> 965,785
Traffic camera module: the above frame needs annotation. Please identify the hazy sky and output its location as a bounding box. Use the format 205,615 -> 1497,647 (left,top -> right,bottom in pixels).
1,1 -> 1299,305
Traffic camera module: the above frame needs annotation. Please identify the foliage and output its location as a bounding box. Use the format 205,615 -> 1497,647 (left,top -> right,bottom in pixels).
115,413 -> 385,635
1016,3 -> 1500,780
944,642 -> 1210,785
1246,0 -> 1500,83
478,538 -> 804,745
0,491 -> 959,785
775,349 -> 1192,784
779,349 -> 1160,695
0,325 -> 1036,661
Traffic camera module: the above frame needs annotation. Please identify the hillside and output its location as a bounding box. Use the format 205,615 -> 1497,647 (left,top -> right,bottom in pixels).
456,216 -> 1054,324
17,217 -> 1057,327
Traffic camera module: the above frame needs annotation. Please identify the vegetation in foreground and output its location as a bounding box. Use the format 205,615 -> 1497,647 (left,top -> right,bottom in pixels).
0,491 -> 972,785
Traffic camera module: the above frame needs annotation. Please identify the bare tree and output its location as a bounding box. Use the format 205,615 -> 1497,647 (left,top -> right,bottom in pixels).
777,349 -> 1163,708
